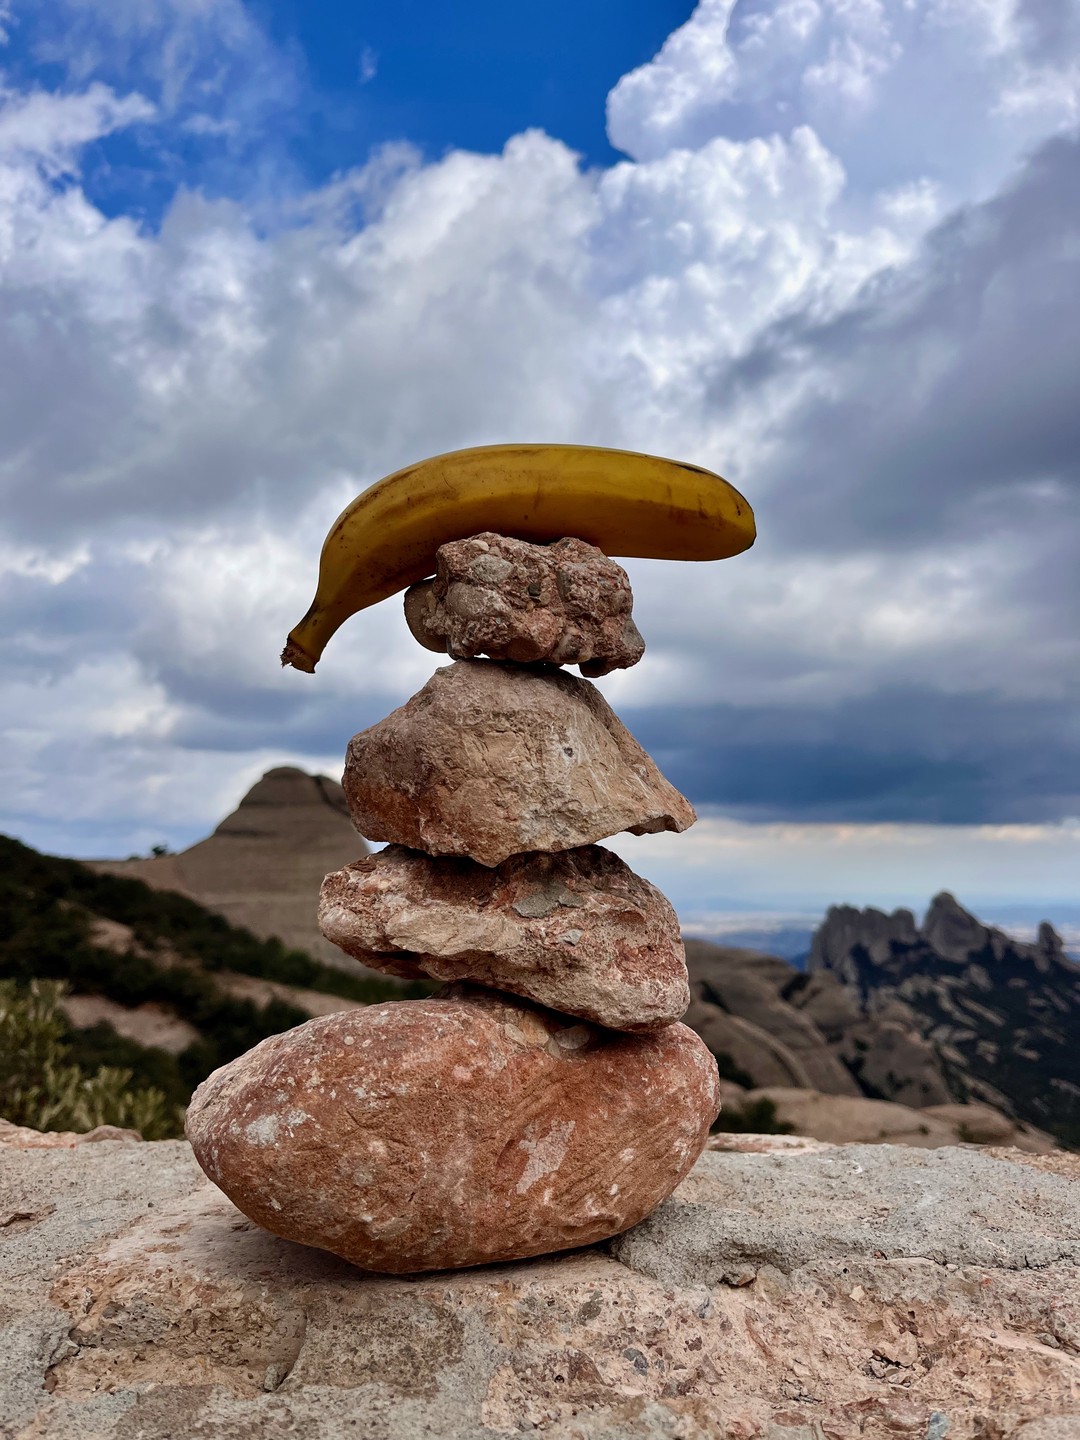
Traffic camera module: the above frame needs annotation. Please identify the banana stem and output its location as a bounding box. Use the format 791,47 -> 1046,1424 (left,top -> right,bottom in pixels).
280,637 -> 317,673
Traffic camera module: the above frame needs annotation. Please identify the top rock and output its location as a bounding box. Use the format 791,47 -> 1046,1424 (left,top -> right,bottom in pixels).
404,533 -> 644,677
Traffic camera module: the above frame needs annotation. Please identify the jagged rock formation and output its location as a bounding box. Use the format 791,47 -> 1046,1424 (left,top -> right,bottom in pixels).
3,1128 -> 1079,1438
684,940 -> 953,1109
807,892 -> 1080,1145
684,897 -> 1078,1148
91,767 -> 369,969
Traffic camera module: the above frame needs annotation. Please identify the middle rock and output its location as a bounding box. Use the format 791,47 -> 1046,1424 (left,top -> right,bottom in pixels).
319,844 -> 689,1032
344,659 -> 695,866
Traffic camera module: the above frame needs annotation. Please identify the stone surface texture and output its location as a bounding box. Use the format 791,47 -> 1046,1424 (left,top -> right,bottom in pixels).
613,1141 -> 1080,1283
0,1117 -> 140,1148
319,844 -> 689,1031
343,660 -> 695,866
4,1130 -> 1080,1439
403,533 -> 645,676
184,989 -> 718,1274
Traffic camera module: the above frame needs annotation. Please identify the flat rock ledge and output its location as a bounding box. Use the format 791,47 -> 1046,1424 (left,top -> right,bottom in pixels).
3,1133 -> 1080,1439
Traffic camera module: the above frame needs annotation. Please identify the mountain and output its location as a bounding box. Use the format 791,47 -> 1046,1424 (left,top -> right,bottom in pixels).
8,769 -> 1075,1151
807,892 -> 1080,1145
684,941 -> 953,1107
684,889 -> 1079,1147
90,767 -> 369,969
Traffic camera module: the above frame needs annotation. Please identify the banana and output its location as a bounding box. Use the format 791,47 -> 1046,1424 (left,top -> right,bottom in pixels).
282,443 -> 755,672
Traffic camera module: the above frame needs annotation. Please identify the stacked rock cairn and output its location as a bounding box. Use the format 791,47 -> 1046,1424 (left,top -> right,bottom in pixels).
187,533 -> 721,1273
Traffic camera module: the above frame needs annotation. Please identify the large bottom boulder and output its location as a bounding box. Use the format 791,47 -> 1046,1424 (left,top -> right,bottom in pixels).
185,986 -> 719,1273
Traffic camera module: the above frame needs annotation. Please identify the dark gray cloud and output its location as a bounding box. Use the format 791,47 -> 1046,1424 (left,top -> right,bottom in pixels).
153,673 -> 387,756
624,687 -> 1080,824
1,557 -> 145,680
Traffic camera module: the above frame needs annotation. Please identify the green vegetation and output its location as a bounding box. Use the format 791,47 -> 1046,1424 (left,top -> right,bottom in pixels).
0,832 -> 436,1136
0,833 -> 429,1005
0,981 -> 175,1139
712,1096 -> 794,1135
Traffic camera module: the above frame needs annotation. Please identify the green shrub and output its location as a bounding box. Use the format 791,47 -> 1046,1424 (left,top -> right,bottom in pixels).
0,980 -> 176,1139
712,1050 -> 755,1088
0,831 -> 435,1007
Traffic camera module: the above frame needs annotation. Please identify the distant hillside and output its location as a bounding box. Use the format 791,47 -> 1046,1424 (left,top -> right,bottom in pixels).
6,810 -> 1074,1150
684,893 -> 1078,1148
809,893 -> 1080,1146
0,833 -> 433,1133
694,926 -> 814,964
89,767 -> 370,970
684,940 -> 948,1106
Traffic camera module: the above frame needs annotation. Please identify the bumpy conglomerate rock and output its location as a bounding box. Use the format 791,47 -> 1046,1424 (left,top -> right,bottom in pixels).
403,533 -> 645,677
185,989 -> 719,1273
319,845 -> 689,1031
343,659 -> 695,866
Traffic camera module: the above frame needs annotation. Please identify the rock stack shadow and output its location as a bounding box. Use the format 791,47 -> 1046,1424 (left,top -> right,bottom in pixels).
186,533 -> 720,1273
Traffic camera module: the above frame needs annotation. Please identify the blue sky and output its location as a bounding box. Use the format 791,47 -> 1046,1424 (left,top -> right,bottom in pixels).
266,1 -> 696,166
3,1 -> 695,224
0,0 -> 1077,934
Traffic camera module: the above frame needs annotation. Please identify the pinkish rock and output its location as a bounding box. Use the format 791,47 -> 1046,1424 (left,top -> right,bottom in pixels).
185,988 -> 719,1273
343,659 -> 695,866
0,1119 -> 142,1148
403,533 -> 645,677
319,844 -> 689,1032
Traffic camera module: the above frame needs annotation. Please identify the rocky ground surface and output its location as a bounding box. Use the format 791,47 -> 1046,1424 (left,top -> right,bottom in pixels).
3,1129 -> 1079,1439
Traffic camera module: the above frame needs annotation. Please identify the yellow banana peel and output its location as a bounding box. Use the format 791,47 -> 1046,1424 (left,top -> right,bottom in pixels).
282,443 -> 755,672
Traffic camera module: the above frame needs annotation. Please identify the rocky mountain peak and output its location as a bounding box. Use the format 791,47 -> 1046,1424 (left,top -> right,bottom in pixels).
804,892 -> 1080,1143
807,902 -> 918,983
215,767 -> 350,835
918,890 -> 994,962
1037,920 -> 1068,969
91,768 -> 368,968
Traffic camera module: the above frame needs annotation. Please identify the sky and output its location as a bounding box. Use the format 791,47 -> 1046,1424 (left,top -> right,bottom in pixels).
0,0 -> 1078,936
